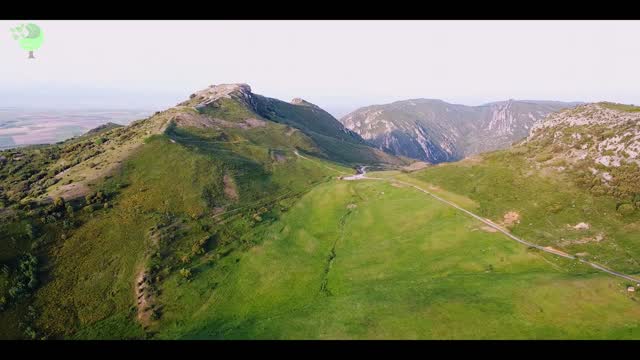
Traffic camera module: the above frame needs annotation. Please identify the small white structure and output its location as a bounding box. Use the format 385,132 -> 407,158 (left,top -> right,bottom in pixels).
628,286 -> 636,292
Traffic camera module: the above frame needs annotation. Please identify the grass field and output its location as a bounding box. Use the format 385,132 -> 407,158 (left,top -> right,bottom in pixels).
150,176 -> 640,339
402,151 -> 640,275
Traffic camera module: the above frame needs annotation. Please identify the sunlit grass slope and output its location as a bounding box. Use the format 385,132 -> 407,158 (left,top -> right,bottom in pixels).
402,150 -> 640,275
28,126 -> 348,339
152,178 -> 640,339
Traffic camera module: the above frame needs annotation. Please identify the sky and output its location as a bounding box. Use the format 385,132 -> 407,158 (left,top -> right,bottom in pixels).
1,20 -> 639,118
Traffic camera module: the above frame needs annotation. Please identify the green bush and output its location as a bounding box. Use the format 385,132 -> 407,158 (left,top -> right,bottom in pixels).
535,153 -> 554,162
8,253 -> 38,299
617,203 -> 635,216
179,268 -> 192,280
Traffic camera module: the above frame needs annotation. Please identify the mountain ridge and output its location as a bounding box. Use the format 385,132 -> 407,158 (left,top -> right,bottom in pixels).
341,98 -> 582,163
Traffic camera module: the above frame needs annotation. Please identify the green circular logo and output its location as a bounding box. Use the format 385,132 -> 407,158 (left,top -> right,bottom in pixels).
10,23 -> 44,59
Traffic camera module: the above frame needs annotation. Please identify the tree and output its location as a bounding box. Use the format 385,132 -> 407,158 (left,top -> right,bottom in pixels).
10,23 -> 44,59
54,197 -> 64,207
24,223 -> 34,240
65,204 -> 74,217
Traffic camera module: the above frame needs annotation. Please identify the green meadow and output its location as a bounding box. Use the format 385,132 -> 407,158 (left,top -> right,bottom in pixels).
152,176 -> 640,339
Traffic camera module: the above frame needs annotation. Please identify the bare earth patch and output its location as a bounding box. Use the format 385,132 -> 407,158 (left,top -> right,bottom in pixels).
54,182 -> 91,201
243,118 -> 266,128
502,211 -> 521,227
570,222 -> 591,230
480,225 -> 498,233
171,112 -> 218,128
273,153 -> 287,163
543,246 -> 571,257
135,267 -> 156,329
560,233 -> 605,247
223,173 -> 239,202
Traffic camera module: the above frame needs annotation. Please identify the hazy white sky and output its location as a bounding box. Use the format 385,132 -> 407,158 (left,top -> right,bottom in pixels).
1,20 -> 639,117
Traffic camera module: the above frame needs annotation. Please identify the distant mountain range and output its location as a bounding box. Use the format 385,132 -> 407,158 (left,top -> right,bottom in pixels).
340,99 -> 583,163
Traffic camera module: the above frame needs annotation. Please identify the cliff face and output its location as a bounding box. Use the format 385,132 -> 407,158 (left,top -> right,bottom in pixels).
341,99 -> 580,163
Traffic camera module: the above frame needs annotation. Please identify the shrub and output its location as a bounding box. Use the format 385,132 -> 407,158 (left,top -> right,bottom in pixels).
24,223 -> 34,240
617,203 -> 635,216
535,153 -> 554,162
179,268 -> 192,280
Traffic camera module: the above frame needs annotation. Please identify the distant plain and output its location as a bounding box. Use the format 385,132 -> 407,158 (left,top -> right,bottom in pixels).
0,108 -> 153,150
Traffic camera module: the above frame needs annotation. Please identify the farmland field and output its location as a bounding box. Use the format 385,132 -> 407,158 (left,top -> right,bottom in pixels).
0,108 -> 153,150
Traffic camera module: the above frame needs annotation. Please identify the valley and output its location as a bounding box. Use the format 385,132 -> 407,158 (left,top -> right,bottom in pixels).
340,99 -> 581,163
1,85 -> 639,340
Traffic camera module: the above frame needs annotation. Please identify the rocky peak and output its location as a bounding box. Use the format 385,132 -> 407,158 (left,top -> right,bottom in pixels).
184,83 -> 257,112
291,98 -> 320,109
195,83 -> 252,102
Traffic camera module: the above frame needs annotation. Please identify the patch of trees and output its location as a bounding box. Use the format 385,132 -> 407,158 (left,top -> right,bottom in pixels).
18,305 -> 43,340
7,253 -> 38,300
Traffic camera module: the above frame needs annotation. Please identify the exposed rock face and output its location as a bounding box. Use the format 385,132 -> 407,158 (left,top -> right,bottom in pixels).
341,99 -> 580,163
180,83 -> 258,111
291,98 -> 320,109
527,103 -> 640,171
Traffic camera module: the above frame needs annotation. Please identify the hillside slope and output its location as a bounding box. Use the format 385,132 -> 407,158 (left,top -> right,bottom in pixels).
341,99 -> 580,163
0,84 -> 407,339
401,102 -> 640,273
178,84 -> 407,166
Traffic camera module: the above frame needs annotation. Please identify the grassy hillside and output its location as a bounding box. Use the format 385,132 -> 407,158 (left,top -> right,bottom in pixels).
179,84 -> 409,167
401,149 -> 640,275
3,123 -> 349,338
0,84 -> 409,339
150,175 -> 640,339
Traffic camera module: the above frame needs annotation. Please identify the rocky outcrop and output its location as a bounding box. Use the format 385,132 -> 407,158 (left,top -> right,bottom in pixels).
527,103 -> 640,170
